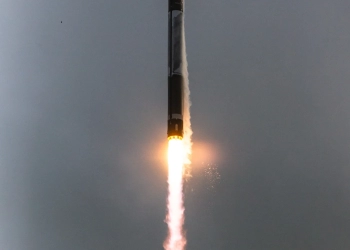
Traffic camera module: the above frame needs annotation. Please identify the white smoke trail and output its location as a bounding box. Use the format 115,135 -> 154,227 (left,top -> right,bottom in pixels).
182,1 -> 193,173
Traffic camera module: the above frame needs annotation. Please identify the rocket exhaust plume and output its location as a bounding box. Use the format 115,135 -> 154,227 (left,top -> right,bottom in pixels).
165,139 -> 186,250
165,0 -> 192,249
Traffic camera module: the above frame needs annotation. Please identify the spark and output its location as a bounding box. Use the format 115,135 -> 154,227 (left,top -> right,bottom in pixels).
204,164 -> 221,191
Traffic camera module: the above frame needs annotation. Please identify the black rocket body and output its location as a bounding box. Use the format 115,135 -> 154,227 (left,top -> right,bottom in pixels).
168,0 -> 184,139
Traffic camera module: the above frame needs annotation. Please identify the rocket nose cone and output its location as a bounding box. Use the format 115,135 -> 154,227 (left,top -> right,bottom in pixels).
169,0 -> 183,11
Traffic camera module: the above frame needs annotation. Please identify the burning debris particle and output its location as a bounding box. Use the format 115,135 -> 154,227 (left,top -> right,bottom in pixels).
204,164 -> 221,190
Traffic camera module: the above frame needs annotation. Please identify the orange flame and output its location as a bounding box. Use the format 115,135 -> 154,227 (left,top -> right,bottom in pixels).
164,138 -> 186,250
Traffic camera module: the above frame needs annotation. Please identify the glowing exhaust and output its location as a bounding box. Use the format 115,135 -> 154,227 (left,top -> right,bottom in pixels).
164,138 -> 186,250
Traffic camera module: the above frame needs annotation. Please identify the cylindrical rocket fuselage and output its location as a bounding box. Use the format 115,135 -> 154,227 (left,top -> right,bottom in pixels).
168,0 -> 184,139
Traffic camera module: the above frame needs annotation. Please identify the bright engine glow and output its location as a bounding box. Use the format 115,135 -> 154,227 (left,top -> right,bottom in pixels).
164,138 -> 186,250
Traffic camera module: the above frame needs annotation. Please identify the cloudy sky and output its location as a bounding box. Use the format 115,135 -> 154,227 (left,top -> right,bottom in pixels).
1,0 -> 350,249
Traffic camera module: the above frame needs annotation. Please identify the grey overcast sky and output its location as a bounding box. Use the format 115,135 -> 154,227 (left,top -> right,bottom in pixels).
1,0 -> 350,249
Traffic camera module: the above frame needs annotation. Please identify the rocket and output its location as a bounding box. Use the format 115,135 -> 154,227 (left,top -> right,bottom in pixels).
167,0 -> 184,140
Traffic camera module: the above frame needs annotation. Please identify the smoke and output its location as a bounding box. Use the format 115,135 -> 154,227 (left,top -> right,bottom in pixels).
181,1 -> 193,177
